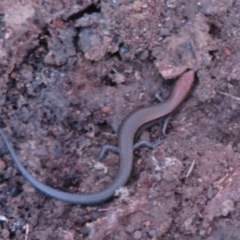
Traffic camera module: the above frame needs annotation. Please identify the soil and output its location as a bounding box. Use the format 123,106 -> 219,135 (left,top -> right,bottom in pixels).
0,0 -> 240,239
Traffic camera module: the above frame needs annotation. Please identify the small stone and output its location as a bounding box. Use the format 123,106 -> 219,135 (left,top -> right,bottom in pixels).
148,229 -> 156,237
111,72 -> 125,83
143,220 -> 151,227
132,1 -> 142,11
221,199 -> 234,216
1,229 -> 10,239
0,159 -> 6,173
22,182 -> 35,193
101,106 -> 111,114
0,183 -> 8,193
80,227 -> 90,236
119,44 -> 129,54
223,47 -> 231,56
148,189 -> 159,197
174,233 -> 181,239
160,28 -> 170,36
207,185 -> 213,199
4,167 -> 14,179
63,229 -> 76,240
133,230 -> 142,239
125,225 -> 135,233
139,50 -> 149,60
154,173 -> 161,181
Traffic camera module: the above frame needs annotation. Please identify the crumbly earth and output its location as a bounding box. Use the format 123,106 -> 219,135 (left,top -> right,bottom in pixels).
0,0 -> 240,239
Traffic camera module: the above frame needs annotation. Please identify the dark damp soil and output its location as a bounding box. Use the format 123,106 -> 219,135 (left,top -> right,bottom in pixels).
1,0 -> 240,239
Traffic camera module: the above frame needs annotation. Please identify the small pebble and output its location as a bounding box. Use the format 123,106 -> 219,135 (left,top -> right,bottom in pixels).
119,44 -> 129,54
160,28 -> 170,36
1,229 -> 10,239
143,221 -> 151,227
199,230 -> 206,236
4,167 -> 14,179
133,230 -> 142,239
63,229 -> 76,240
22,182 -> 35,193
125,225 -> 135,233
0,159 -> 6,173
101,106 -> 111,114
223,47 -> 231,56
148,229 -> 157,237
80,227 -> 90,236
112,72 -> 125,83
207,185 -> 213,199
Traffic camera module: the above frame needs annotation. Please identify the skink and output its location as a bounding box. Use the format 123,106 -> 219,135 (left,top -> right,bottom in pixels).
0,70 -> 194,205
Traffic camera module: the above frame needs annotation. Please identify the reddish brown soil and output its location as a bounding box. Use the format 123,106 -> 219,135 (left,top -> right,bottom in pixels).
1,0 -> 240,239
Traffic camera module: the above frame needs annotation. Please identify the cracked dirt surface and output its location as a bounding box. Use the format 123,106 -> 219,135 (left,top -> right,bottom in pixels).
1,0 -> 240,239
